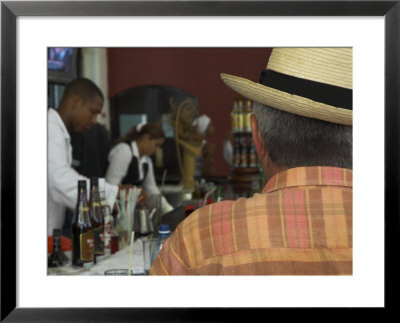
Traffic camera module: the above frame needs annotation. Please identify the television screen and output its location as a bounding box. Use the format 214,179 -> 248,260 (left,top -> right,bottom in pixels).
48,47 -> 79,84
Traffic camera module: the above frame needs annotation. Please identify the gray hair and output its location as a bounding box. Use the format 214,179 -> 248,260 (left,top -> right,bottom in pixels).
252,102 -> 352,169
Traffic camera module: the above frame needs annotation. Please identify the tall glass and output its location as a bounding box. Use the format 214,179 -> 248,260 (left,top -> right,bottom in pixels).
146,193 -> 162,232
142,237 -> 157,275
104,269 -> 133,276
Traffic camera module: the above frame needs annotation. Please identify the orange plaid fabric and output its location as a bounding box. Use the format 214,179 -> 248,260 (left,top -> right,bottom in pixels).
150,166 -> 352,275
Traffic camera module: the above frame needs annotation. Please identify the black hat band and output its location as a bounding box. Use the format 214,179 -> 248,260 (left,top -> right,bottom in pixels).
259,69 -> 352,110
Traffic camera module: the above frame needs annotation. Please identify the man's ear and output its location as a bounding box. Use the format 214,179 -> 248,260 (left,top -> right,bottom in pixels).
70,95 -> 82,110
251,114 -> 267,158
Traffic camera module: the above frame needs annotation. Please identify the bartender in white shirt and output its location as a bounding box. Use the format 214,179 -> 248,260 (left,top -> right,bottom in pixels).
106,123 -> 173,215
48,78 -> 131,247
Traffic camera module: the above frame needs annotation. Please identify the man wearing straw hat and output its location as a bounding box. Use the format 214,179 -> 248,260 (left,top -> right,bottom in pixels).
150,48 -> 352,275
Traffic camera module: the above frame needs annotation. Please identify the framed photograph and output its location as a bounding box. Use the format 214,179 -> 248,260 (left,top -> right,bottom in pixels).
1,0 -> 399,321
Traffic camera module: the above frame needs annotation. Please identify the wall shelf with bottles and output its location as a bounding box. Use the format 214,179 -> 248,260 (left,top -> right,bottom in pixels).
230,98 -> 261,197
231,98 -> 258,171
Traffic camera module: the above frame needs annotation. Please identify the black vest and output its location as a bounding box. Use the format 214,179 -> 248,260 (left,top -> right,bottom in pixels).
121,142 -> 149,186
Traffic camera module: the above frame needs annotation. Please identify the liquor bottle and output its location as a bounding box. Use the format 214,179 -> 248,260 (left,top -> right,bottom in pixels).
233,133 -> 241,168
244,100 -> 252,133
114,209 -> 127,250
231,100 -> 238,134
89,178 -> 105,263
113,212 -> 124,252
72,180 -> 94,268
240,133 -> 248,167
249,141 -> 257,168
193,181 -> 202,199
99,178 -> 113,258
48,228 -> 69,267
216,185 -> 223,202
237,99 -> 244,133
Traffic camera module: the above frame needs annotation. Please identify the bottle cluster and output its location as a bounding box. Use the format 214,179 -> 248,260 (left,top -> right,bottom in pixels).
231,99 -> 258,168
71,178 -> 113,269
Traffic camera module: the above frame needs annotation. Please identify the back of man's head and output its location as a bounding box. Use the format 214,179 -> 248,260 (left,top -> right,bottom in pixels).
61,78 -> 104,105
252,101 -> 352,169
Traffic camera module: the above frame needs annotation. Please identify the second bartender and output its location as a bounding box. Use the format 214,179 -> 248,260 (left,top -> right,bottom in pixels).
105,123 -> 173,215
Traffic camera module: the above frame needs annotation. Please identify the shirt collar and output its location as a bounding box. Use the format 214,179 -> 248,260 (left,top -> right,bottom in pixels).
49,108 -> 70,141
131,141 -> 147,163
262,166 -> 353,194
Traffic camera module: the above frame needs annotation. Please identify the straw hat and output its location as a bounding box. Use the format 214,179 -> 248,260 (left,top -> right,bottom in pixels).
220,48 -> 352,125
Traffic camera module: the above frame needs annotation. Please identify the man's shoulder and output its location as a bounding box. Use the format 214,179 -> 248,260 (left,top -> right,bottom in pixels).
48,108 -> 69,139
182,198 -> 247,229
48,108 -> 58,123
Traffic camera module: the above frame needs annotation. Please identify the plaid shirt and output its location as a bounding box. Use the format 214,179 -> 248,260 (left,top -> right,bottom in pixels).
150,166 -> 352,275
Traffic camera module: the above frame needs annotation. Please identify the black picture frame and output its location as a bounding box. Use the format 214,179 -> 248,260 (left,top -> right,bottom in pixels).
1,1 -> 399,321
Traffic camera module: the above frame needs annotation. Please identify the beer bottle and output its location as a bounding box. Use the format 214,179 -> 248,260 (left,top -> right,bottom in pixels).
240,133 -> 248,167
99,178 -> 113,258
240,147 -> 248,167
233,133 -> 241,168
231,100 -> 238,133
90,177 -> 105,263
72,180 -> 94,268
237,99 -> 244,133
244,100 -> 252,133
216,185 -> 223,202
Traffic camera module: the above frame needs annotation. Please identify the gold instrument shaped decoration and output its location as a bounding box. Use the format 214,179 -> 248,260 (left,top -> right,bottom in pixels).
169,98 -> 202,191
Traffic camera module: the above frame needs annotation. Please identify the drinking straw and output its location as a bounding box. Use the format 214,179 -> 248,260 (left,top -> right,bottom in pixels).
126,188 -> 132,237
161,169 -> 167,188
128,231 -> 135,276
203,187 -> 216,206
148,208 -> 157,221
120,189 -> 126,227
116,199 -> 122,217
115,199 -> 122,225
130,187 -> 140,231
130,187 -> 139,217
129,187 -> 135,230
120,188 -> 125,201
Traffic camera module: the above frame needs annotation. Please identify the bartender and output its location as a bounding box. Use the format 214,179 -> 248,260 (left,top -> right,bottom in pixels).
47,78 -> 131,252
105,123 -> 173,215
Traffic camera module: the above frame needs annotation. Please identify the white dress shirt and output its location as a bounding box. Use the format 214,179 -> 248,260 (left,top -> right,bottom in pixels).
106,141 -> 173,215
47,108 -> 118,236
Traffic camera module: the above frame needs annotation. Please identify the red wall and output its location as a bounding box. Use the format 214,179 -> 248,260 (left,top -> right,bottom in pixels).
107,48 -> 272,176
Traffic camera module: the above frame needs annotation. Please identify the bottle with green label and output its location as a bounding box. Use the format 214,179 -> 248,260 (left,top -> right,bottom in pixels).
216,185 -> 223,202
72,180 -> 94,268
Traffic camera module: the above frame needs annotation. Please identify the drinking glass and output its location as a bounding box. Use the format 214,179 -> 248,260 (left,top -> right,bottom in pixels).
142,238 -> 157,275
104,269 -> 133,276
146,193 -> 162,229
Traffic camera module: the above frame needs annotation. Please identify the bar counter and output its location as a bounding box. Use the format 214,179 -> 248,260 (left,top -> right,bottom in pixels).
48,238 -> 146,276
